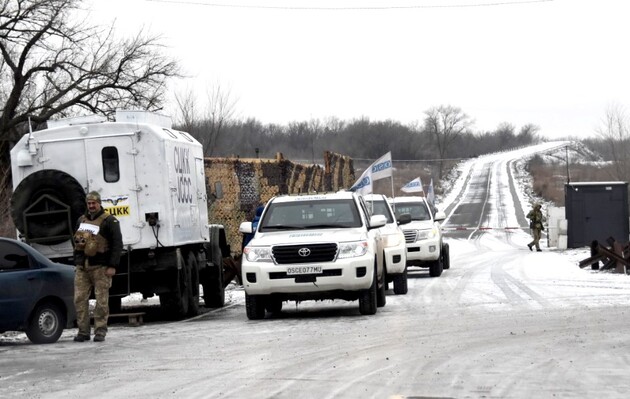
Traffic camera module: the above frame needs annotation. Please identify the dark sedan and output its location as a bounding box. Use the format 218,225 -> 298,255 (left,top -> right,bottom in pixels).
0,237 -> 76,344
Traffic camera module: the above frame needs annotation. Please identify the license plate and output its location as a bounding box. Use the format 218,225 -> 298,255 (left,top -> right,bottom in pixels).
286,266 -> 323,275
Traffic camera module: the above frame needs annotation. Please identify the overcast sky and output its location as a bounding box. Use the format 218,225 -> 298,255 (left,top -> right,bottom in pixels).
85,0 -> 629,140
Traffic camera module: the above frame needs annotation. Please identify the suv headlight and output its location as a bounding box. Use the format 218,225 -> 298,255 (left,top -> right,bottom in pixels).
243,246 -> 273,262
338,241 -> 369,259
416,226 -> 438,240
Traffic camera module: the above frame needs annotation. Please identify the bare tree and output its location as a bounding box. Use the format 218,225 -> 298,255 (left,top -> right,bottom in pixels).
0,0 -> 179,237
424,105 -> 473,178
172,83 -> 238,156
203,84 -> 237,157
0,0 -> 180,142
596,103 -> 630,181
517,123 -> 540,146
173,87 -> 198,133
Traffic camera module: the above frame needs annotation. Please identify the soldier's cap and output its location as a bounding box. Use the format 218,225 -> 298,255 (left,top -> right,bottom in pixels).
534,203 -> 541,209
86,191 -> 102,204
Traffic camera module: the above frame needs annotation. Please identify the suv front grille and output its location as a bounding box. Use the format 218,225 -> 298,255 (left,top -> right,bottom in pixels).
403,230 -> 417,243
272,243 -> 338,264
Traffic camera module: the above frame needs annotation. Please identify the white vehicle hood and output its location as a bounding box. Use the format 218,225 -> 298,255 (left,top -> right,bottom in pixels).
249,228 -> 369,246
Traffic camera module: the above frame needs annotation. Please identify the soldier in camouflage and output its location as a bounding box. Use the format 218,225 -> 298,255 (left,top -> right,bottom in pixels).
526,203 -> 545,252
73,191 -> 123,342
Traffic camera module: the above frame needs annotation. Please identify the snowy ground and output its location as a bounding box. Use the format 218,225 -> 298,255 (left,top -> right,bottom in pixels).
3,141 -> 630,398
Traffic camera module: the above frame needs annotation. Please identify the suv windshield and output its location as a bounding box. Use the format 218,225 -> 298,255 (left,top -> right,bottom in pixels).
394,202 -> 431,221
259,199 -> 362,231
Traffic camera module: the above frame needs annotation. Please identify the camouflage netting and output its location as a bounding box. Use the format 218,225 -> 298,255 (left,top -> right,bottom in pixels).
204,151 -> 354,254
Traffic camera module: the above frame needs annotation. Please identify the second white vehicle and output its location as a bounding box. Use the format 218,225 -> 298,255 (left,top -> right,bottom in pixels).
364,194 -> 411,294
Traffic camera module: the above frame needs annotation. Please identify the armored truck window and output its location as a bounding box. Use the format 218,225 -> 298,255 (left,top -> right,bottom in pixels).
102,147 -> 120,183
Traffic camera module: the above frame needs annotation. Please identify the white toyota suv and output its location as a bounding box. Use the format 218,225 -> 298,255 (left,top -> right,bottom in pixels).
364,194 -> 411,294
239,191 -> 388,320
391,196 -> 450,277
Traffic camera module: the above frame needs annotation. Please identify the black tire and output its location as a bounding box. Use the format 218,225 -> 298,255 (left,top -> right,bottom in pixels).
245,294 -> 266,320
26,302 -> 65,344
159,251 -> 190,319
442,243 -> 450,270
186,251 -> 200,317
429,255 -> 443,277
377,262 -> 386,308
393,267 -> 408,295
202,241 -> 225,308
265,298 -> 283,314
11,170 -> 86,244
108,297 -> 122,314
359,265 -> 378,315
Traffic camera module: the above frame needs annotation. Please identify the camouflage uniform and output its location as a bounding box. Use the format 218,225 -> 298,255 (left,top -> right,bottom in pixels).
73,192 -> 123,340
526,203 -> 545,251
74,264 -> 113,336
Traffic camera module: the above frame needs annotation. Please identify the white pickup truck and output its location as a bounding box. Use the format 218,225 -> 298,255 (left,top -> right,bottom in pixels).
239,191 -> 388,319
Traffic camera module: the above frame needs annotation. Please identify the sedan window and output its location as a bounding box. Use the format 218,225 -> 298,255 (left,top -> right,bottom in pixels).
0,242 -> 31,271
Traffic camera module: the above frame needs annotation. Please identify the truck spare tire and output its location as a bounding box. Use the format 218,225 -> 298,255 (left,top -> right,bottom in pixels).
11,170 -> 86,244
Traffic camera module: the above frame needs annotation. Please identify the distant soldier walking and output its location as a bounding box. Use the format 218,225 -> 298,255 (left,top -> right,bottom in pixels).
526,203 -> 545,252
73,191 -> 123,342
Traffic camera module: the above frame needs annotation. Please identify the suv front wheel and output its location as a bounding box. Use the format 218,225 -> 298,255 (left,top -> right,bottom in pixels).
393,267 -> 408,295
442,243 -> 450,270
359,265 -> 378,315
245,293 -> 266,320
429,254 -> 443,277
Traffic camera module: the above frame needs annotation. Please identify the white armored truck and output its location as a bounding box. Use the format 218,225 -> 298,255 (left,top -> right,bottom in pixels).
10,111 -> 229,319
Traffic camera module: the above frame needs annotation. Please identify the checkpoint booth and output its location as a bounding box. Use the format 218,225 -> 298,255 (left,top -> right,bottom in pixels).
565,182 -> 629,248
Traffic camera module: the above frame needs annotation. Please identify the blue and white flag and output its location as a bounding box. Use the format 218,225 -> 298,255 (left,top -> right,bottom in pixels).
350,166 -> 372,195
401,177 -> 424,193
370,151 -> 393,181
427,178 -> 435,205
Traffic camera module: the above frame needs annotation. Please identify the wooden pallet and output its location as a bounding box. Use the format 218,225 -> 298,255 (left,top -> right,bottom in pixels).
108,312 -> 145,327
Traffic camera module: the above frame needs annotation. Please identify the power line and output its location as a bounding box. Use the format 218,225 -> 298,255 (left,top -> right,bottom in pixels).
147,0 -> 554,11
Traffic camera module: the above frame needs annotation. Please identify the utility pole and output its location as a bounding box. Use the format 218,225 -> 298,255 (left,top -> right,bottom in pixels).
565,145 -> 571,183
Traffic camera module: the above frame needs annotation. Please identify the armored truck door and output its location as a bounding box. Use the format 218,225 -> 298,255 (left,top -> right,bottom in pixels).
85,137 -> 141,245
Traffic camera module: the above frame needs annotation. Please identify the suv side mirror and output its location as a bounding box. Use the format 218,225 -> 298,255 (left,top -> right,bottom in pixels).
369,214 -> 387,229
397,213 -> 412,225
434,211 -> 446,222
239,221 -> 253,234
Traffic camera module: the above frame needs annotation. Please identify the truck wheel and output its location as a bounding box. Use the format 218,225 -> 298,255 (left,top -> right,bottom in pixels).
429,256 -> 443,277
202,262 -> 225,308
11,170 -> 86,244
186,251 -> 200,317
108,297 -> 122,314
359,264 -> 377,315
245,293 -> 266,320
377,261 -> 386,308
160,252 -> 190,319
201,237 -> 226,308
393,268 -> 408,295
26,302 -> 65,344
442,243 -> 450,270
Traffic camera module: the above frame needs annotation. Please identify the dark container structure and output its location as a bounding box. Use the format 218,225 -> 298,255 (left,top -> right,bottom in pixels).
565,182 -> 629,248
